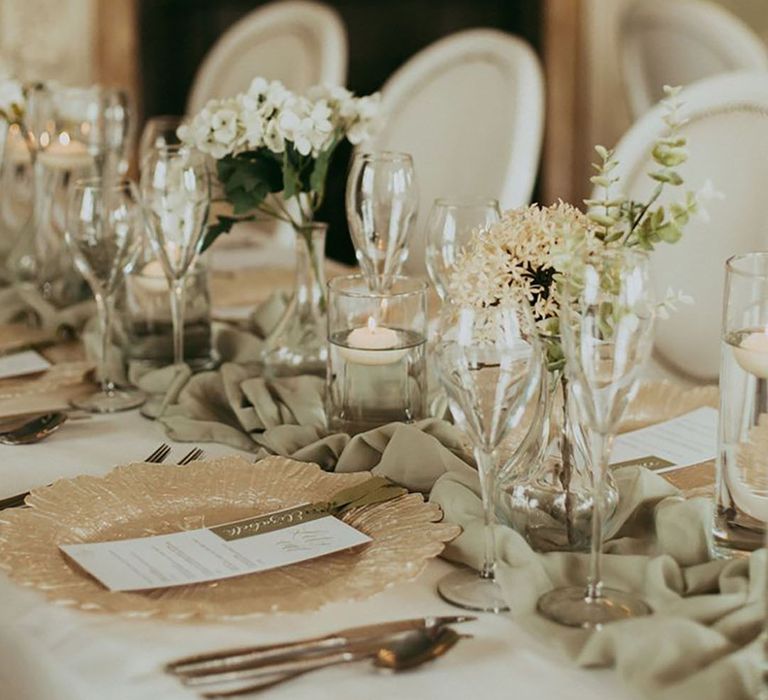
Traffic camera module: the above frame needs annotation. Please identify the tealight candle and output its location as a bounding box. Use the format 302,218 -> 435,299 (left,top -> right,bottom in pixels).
37,133 -> 92,171
135,260 -> 170,293
339,316 -> 407,365
733,330 -> 768,379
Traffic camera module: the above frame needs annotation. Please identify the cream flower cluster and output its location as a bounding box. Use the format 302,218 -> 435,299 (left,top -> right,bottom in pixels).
0,77 -> 24,123
449,203 -> 599,331
179,78 -> 380,159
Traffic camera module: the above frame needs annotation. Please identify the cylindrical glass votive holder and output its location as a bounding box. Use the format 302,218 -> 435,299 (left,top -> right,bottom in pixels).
715,252 -> 768,556
326,275 -> 428,435
119,260 -> 214,371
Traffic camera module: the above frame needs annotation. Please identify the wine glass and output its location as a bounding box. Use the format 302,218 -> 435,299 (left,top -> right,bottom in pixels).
435,300 -> 543,612
537,247 -> 655,628
425,197 -> 501,300
140,145 -> 210,365
345,151 -> 418,292
66,178 -> 145,412
139,115 -> 183,168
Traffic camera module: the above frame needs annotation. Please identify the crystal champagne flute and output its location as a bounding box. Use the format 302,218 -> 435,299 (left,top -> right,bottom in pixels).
425,197 -> 501,300
537,247 -> 655,628
66,178 -> 145,412
140,145 -> 210,365
138,115 -> 183,168
345,151 -> 418,292
435,300 -> 542,612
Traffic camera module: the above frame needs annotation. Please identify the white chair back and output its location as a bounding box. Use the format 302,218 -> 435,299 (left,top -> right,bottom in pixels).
621,0 -> 768,118
187,0 -> 347,114
366,28 -> 544,276
604,71 -> 768,382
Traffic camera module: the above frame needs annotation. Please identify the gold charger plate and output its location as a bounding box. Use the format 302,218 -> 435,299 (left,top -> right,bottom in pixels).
0,456 -> 459,621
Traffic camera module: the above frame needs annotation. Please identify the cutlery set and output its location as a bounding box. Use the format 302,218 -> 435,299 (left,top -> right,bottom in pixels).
166,615 -> 474,697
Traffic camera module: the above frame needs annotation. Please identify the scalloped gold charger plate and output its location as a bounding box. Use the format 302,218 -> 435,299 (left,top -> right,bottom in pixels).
0,456 -> 459,621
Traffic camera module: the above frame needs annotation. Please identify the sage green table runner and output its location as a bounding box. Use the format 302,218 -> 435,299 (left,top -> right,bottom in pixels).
84,294 -> 762,699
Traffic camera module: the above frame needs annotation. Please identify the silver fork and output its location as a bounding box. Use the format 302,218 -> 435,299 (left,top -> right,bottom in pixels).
0,442 -> 173,511
177,447 -> 205,465
146,443 -> 172,464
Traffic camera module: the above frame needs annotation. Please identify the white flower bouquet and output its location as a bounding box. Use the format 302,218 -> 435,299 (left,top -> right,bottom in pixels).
450,86 -> 700,370
179,78 -> 380,250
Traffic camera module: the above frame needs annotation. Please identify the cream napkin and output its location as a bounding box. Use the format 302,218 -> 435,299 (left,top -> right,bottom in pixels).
0,286 -> 93,336
430,466 -> 763,700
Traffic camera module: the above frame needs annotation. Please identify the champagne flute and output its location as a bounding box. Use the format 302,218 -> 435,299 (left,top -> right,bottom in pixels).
425,197 -> 501,300
435,300 -> 542,612
345,151 -> 418,292
139,115 -> 183,168
140,145 -> 210,365
537,247 -> 655,628
66,178 -> 145,412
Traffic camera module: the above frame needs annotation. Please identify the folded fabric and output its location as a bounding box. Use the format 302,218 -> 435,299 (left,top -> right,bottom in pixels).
430,466 -> 763,700
0,285 -> 93,336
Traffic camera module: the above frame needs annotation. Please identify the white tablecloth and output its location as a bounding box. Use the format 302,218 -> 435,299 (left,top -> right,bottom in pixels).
0,409 -> 633,700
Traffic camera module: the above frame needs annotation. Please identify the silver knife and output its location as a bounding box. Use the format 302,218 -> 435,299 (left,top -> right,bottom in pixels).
166,615 -> 475,676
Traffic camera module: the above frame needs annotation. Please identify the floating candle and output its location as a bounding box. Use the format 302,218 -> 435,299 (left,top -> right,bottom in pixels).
733,330 -> 768,379
37,133 -> 92,170
135,260 -> 170,293
339,316 -> 407,365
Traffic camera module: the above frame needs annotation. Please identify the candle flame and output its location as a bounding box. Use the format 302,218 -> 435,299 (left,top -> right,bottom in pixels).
39,132 -> 50,148
366,316 -> 377,332
58,132 -> 71,146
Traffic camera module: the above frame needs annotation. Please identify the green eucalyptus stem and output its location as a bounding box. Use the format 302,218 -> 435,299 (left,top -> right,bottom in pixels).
624,183 -> 663,245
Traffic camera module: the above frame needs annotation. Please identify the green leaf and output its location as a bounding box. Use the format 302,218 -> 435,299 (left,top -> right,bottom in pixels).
282,144 -> 305,200
217,152 -> 283,215
649,170 -> 683,186
201,216 -> 239,252
656,222 -> 682,243
588,212 -> 617,227
309,138 -> 339,205
595,145 -> 610,159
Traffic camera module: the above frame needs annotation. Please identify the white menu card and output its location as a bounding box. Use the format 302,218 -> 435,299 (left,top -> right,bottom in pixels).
610,407 -> 718,473
60,509 -> 371,592
0,350 -> 51,380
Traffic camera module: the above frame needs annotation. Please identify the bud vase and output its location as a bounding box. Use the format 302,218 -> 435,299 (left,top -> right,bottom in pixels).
496,370 -> 618,553
261,222 -> 328,378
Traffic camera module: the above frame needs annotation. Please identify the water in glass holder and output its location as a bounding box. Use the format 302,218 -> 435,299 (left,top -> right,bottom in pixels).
326,275 -> 427,435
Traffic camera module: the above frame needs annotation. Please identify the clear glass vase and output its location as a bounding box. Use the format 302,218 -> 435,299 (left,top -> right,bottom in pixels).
261,222 -> 328,378
496,370 -> 619,553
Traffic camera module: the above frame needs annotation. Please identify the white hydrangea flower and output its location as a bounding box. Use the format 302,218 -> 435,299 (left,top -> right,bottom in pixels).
179,76 -> 381,162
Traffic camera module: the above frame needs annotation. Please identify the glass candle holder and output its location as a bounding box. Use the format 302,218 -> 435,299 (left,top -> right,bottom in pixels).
715,252 -> 768,557
326,275 -> 427,435
119,258 -> 214,371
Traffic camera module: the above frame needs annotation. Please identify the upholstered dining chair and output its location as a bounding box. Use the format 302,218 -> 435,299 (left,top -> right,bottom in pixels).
187,0 -> 347,114
603,71 -> 768,383
363,28 -> 544,277
621,0 -> 768,119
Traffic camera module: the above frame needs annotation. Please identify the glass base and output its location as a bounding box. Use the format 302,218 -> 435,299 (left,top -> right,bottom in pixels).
537,586 -> 651,629
437,567 -> 509,613
72,388 -> 146,414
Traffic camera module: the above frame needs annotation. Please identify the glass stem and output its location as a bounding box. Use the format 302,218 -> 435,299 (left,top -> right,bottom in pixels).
170,278 -> 186,365
95,292 -> 115,395
475,448 -> 498,581
586,430 -> 613,601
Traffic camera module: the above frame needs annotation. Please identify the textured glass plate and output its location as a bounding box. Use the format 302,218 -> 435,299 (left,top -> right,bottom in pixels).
0,456 -> 459,621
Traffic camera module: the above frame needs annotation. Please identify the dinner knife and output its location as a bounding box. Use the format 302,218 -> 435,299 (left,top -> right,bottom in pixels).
166,615 -> 475,676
